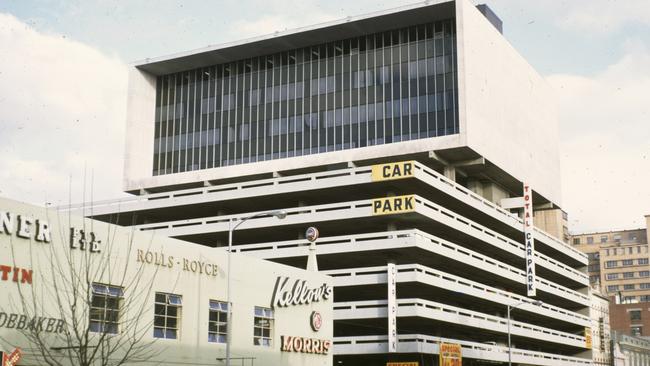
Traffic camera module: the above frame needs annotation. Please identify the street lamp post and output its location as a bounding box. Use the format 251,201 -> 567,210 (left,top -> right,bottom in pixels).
225,210 -> 287,366
507,300 -> 542,366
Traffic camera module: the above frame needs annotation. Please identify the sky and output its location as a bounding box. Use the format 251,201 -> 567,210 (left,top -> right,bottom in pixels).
0,0 -> 649,233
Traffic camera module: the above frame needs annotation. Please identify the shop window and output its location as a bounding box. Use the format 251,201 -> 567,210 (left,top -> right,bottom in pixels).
253,306 -> 274,347
89,283 -> 124,334
208,300 -> 228,343
154,292 -> 182,339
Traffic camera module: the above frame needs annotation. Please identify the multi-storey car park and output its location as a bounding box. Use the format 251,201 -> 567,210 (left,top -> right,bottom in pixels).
70,0 -> 592,364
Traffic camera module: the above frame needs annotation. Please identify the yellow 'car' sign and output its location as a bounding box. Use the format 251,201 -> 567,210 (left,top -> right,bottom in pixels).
371,161 -> 414,182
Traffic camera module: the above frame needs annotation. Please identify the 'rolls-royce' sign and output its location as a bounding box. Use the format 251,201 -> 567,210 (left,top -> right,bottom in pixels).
271,277 -> 332,309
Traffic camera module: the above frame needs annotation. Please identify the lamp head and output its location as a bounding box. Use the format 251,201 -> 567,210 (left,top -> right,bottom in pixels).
272,210 -> 287,219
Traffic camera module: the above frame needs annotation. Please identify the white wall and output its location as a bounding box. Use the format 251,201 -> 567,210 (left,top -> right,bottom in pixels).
0,197 -> 332,366
456,0 -> 561,205
123,68 -> 156,193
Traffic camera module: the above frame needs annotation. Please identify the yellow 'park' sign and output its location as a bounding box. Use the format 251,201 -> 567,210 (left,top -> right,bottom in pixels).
371,161 -> 415,182
585,327 -> 592,349
372,195 -> 416,216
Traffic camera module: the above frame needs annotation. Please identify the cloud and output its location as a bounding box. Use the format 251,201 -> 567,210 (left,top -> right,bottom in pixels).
548,44 -> 650,232
227,2 -> 336,40
558,0 -> 650,33
0,13 -> 129,207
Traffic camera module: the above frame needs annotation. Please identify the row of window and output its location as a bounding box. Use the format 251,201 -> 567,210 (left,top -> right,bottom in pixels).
605,272 -> 650,281
604,246 -> 648,256
152,20 -> 459,176
156,57 -> 454,118
604,258 -> 649,268
153,92 -> 455,155
90,284 -> 274,346
607,284 -> 650,292
606,283 -> 650,291
573,232 -> 640,245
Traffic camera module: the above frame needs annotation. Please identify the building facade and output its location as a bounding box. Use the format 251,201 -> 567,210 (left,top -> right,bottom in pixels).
0,197 -> 333,365
77,1 -> 593,365
571,218 -> 650,337
589,287 -> 612,366
612,332 -> 650,366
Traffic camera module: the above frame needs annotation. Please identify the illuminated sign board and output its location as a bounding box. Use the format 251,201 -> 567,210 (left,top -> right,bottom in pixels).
439,343 -> 462,366
371,161 -> 415,182
387,363 -> 418,366
523,184 -> 536,297
372,195 -> 416,216
280,335 -> 331,355
271,277 -> 332,309
1,348 -> 22,366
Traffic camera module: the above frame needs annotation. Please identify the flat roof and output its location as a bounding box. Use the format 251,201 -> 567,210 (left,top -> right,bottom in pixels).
134,0 -> 455,75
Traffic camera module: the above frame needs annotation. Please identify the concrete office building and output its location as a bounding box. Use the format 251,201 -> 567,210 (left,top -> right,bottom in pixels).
571,221 -> 650,301
1,197 -> 333,366
77,1 -> 593,364
571,218 -> 650,337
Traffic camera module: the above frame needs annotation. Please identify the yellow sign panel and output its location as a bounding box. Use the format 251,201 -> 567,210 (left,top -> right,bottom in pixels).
386,363 -> 418,366
440,343 -> 462,366
585,327 -> 592,349
371,161 -> 415,182
372,195 -> 416,216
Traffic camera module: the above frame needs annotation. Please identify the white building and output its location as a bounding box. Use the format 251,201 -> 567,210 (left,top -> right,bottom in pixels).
0,197 -> 333,365
71,0 -> 592,365
590,287 -> 612,365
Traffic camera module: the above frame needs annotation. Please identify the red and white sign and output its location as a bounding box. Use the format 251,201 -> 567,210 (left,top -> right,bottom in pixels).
310,311 -> 322,332
523,184 -> 536,297
2,347 -> 23,366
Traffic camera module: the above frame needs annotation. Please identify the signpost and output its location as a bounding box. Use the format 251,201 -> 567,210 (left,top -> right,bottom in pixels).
501,183 -> 536,297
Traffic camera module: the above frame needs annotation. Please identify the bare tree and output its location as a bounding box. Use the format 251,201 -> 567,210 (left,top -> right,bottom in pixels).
1,209 -> 161,366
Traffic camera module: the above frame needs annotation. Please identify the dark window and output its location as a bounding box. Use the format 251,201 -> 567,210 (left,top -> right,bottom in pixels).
89,283 -> 123,334
208,300 -> 228,343
154,292 -> 182,339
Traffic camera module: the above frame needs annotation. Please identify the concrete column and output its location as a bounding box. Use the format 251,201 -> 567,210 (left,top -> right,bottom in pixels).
466,179 -> 484,197
443,166 -> 456,181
